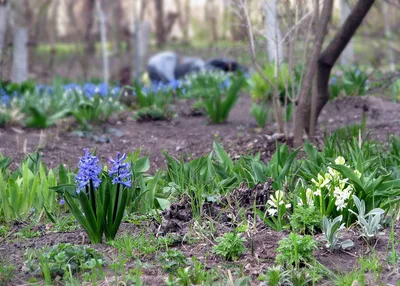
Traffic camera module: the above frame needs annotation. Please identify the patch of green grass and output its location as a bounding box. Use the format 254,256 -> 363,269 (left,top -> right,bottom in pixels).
0,261 -> 15,285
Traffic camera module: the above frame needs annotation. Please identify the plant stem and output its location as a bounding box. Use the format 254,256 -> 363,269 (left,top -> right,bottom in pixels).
113,179 -> 121,223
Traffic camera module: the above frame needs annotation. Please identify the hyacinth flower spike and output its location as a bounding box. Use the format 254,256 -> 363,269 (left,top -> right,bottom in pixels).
105,152 -> 132,241
52,149 -> 106,244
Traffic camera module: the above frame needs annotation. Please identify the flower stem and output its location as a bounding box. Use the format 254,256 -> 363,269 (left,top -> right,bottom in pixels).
89,180 -> 96,216
113,180 -> 121,223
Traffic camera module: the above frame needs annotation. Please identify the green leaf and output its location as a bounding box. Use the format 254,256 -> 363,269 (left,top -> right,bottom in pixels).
213,141 -> 233,171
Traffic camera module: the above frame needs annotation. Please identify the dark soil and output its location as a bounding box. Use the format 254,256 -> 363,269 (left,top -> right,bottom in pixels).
1,95 -> 399,173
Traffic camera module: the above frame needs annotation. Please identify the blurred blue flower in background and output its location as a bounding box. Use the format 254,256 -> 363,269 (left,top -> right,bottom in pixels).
97,83 -> 109,96
1,95 -> 10,106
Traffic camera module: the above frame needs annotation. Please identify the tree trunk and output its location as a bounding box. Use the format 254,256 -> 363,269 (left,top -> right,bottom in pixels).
340,0 -> 354,65
175,0 -> 191,43
382,2 -> 395,72
154,0 -> 166,48
230,2 -> 247,41
81,0 -> 96,79
11,0 -> 31,83
263,0 -> 283,63
294,0 -> 376,147
96,0 -> 109,84
0,0 -> 9,63
206,0 -> 219,45
111,0 -> 123,53
294,0 -> 333,147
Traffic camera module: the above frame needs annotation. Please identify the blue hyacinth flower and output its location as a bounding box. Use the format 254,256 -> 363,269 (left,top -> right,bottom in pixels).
83,83 -> 97,98
75,149 -> 102,194
1,95 -> 10,106
97,83 -> 109,97
108,152 -> 132,188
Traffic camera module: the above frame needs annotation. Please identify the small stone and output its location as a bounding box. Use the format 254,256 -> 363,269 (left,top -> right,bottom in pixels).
271,133 -> 285,141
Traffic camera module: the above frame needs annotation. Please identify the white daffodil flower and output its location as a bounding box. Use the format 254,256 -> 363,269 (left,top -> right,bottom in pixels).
312,173 -> 331,189
268,190 -> 291,210
335,156 -> 346,165
268,208 -> 278,216
305,188 -> 314,207
354,169 -> 362,178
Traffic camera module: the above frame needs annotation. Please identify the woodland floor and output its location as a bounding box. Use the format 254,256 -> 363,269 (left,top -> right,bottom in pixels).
0,94 -> 399,172
1,95 -> 400,285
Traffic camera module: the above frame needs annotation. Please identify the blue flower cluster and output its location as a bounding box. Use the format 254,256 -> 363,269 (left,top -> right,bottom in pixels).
108,152 -> 132,188
75,149 -> 103,194
61,83 -> 121,98
142,79 -> 184,95
0,88 -> 11,106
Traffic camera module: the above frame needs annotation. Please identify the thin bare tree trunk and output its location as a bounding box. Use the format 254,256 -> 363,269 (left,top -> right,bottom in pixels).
111,0 -> 123,53
0,0 -> 9,63
81,0 -> 96,79
293,0 -> 333,147
294,0 -> 376,147
382,2 -> 395,72
340,0 -> 354,65
175,0 -> 191,43
11,0 -> 31,83
263,0 -> 283,63
154,0 -> 166,48
133,0 -> 140,79
207,0 -> 219,45
96,0 -> 109,84
309,0 -> 319,138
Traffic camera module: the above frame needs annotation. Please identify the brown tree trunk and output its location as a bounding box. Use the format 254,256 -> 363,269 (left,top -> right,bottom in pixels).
154,0 -> 166,48
293,0 -> 333,147
81,0 -> 96,79
230,2 -> 247,42
175,0 -> 191,43
206,0 -> 218,45
111,0 -> 123,53
294,0 -> 376,147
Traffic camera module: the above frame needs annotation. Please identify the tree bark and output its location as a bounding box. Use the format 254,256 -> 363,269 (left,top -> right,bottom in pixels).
175,0 -> 191,43
294,0 -> 376,147
340,0 -> 354,65
96,0 -> 109,84
0,0 -> 9,63
111,0 -> 123,53
230,1 -> 247,41
382,2 -> 395,72
206,0 -> 219,45
154,0 -> 166,48
11,0 -> 31,83
81,0 -> 96,79
263,0 -> 283,63
294,0 -> 333,147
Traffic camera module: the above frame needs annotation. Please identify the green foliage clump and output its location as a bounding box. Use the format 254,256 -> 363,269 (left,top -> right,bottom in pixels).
202,75 -> 245,124
250,102 -> 270,128
0,154 -> 57,221
249,64 -> 292,103
26,243 -> 104,280
110,233 -> 162,259
290,206 -> 321,235
135,106 -> 173,121
172,257 -> 213,286
158,249 -> 188,273
0,260 -> 15,285
213,232 -> 247,261
329,67 -> 370,99
275,233 -> 317,267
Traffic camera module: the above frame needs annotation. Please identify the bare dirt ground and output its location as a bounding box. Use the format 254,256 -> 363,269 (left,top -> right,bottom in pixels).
0,95 -> 399,172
